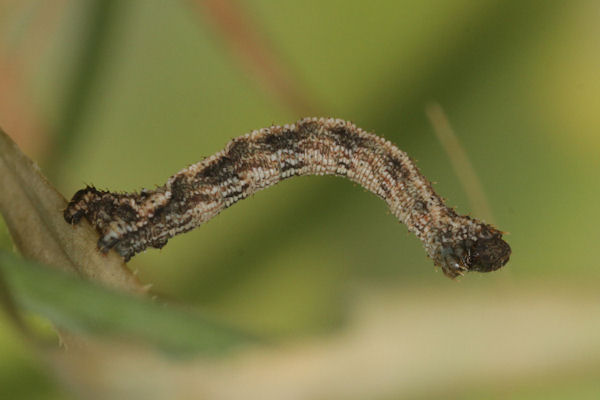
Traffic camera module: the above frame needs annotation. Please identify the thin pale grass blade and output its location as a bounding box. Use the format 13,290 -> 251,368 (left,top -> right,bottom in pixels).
426,102 -> 495,224
0,250 -> 258,356
0,126 -> 142,292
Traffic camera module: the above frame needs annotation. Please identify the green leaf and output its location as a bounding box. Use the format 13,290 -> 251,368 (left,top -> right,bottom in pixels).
0,250 -> 258,356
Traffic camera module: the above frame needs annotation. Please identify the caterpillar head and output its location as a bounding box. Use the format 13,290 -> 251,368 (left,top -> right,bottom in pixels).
438,226 -> 511,279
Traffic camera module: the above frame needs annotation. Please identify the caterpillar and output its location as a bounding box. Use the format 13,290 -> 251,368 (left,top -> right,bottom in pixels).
64,117 -> 511,278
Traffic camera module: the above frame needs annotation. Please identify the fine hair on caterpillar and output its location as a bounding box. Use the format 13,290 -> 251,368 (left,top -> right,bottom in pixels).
64,117 -> 511,279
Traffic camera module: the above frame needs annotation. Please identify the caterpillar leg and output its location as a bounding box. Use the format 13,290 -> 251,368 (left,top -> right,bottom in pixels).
65,186 -> 178,261
64,186 -> 145,257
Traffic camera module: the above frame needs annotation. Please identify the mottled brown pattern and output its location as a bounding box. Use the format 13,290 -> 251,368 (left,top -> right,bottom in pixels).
64,117 -> 510,278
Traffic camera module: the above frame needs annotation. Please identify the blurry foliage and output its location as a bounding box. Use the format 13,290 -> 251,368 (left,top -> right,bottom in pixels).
0,251 -> 257,356
0,0 -> 599,399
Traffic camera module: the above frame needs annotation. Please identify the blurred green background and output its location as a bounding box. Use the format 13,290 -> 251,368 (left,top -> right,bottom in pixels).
1,0 -> 599,398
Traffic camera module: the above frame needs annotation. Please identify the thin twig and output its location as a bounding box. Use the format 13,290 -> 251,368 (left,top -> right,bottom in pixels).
425,102 -> 495,225
193,0 -> 320,115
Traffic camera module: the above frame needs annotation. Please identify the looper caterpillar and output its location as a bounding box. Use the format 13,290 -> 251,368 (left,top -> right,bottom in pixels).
65,117 -> 511,278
